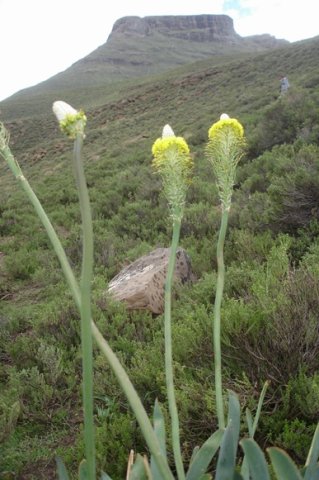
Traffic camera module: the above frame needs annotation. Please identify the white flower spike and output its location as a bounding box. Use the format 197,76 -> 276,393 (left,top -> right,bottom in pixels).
220,113 -> 230,120
162,124 -> 175,138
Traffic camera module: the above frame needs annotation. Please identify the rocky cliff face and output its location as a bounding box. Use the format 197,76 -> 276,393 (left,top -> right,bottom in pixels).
110,15 -> 240,43
0,14 -> 289,119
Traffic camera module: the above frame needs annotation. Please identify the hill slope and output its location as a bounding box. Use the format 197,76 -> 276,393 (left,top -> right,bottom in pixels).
1,31 -> 319,479
0,14 -> 287,121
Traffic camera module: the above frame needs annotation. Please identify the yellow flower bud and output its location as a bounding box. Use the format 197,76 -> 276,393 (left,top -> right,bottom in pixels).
152,125 -> 192,174
152,136 -> 191,171
208,115 -> 244,140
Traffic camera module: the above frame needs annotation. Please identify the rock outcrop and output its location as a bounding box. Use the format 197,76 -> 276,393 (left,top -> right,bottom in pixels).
110,15 -> 240,44
108,247 -> 194,314
0,13 -> 288,120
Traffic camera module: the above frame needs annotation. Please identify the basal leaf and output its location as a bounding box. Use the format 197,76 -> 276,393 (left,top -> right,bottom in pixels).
268,447 -> 303,480
186,429 -> 223,480
215,422 -> 237,480
150,399 -> 167,480
56,457 -> 70,480
305,423 -> 319,471
240,438 -> 270,480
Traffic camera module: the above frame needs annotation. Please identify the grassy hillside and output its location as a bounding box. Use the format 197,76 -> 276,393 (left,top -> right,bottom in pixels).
1,34 -> 319,478
0,14 -> 287,121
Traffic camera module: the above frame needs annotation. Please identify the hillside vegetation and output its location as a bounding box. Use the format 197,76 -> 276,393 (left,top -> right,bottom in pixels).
1,34 -> 319,478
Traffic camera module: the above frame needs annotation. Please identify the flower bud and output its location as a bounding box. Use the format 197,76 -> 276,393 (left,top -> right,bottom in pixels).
208,114 -> 244,140
52,101 -> 78,122
0,122 -> 9,152
52,101 -> 87,139
162,124 -> 175,138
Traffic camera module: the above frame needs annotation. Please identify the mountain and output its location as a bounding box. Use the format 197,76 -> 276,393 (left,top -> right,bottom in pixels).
0,14 -> 288,121
1,17 -> 319,478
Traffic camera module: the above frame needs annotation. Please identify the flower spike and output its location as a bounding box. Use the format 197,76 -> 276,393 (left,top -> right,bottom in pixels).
152,125 -> 193,222
206,113 -> 246,211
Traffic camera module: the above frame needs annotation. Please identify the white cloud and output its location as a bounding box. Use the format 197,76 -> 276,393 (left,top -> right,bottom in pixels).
227,0 -> 319,41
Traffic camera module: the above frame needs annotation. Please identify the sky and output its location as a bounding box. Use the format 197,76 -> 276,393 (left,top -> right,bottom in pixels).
0,0 -> 318,102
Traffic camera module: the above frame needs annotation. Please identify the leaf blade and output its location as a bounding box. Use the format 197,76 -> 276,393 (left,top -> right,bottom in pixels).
240,438 -> 270,480
186,429 -> 223,480
150,399 -> 167,480
129,454 -> 148,480
268,447 -> 303,480
56,457 -> 70,480
215,423 -> 236,480
305,423 -> 319,468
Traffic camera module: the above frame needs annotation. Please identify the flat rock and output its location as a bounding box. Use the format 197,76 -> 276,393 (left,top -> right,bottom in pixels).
108,247 -> 193,314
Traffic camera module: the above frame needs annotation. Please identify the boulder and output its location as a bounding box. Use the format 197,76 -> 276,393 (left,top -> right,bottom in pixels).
108,247 -> 193,314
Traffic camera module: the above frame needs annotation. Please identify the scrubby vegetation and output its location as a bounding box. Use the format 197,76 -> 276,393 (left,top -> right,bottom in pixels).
1,35 -> 319,478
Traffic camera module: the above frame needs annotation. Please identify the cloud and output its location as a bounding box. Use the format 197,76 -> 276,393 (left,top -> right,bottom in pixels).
226,0 -> 319,41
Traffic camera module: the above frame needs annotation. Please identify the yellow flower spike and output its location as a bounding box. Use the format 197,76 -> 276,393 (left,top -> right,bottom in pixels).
208,114 -> 244,140
206,113 -> 246,211
152,125 -> 192,174
152,125 -> 193,222
52,100 -> 87,139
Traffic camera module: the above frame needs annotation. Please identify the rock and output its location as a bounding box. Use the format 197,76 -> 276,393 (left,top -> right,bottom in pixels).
111,14 -> 239,43
108,247 -> 193,314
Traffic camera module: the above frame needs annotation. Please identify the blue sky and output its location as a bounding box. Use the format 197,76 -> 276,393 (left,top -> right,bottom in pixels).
0,0 -> 317,102
223,0 -> 252,16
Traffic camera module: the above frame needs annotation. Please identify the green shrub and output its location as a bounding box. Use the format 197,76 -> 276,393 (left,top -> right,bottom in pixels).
277,419 -> 316,462
5,247 -> 40,280
248,89 -> 319,157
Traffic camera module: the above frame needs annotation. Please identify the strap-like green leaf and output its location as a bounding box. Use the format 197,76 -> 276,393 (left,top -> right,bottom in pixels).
227,390 -> 241,455
268,447 -> 303,480
150,399 -> 167,480
186,429 -> 223,480
129,454 -> 148,480
153,399 -> 167,456
251,381 -> 269,437
79,459 -> 88,480
242,381 -> 269,480
303,464 -> 319,480
245,409 -> 254,438
305,423 -> 319,469
189,445 -> 200,466
215,422 -> 237,480
56,457 -> 70,480
240,438 -> 270,480
240,457 -> 249,480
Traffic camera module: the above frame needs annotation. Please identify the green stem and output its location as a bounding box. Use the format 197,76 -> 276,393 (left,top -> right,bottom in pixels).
0,145 -> 81,307
1,142 -> 174,480
91,321 -> 174,480
165,218 -> 185,480
213,208 -> 229,430
72,134 -> 95,479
